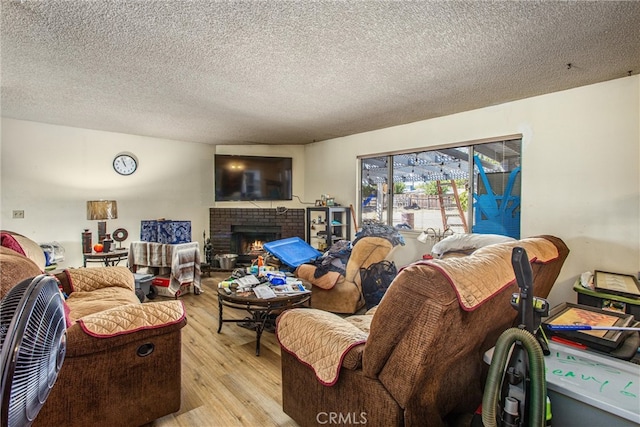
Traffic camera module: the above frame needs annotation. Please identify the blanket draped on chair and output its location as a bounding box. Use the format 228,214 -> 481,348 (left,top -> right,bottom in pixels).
128,241 -> 201,295
421,237 -> 559,311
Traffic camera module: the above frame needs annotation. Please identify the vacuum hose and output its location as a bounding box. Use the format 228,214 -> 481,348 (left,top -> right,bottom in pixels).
482,328 -> 547,427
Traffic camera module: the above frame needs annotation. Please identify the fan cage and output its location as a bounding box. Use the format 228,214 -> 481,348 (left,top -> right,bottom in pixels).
0,275 -> 67,427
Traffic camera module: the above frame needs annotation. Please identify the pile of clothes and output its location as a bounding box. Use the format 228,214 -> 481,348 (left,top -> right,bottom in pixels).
308,223 -> 405,279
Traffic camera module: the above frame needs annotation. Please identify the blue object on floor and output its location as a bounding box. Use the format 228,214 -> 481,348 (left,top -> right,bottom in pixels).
263,237 -> 322,268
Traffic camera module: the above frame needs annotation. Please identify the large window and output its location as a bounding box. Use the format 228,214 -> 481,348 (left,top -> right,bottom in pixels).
360,138 -> 522,238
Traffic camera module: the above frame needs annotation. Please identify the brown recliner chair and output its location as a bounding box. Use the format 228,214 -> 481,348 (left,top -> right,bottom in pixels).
295,236 -> 394,314
277,235 -> 569,427
0,243 -> 187,427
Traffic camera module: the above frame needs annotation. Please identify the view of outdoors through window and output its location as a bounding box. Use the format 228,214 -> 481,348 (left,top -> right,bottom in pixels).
360,139 -> 522,238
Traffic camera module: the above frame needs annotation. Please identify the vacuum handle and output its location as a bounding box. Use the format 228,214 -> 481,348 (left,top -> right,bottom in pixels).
512,247 -> 535,332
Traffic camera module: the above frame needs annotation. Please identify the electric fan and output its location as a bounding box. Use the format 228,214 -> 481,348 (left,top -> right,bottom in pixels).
0,275 -> 67,427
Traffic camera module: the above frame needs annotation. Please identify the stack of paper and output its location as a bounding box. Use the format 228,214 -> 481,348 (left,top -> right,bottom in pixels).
253,284 -> 277,299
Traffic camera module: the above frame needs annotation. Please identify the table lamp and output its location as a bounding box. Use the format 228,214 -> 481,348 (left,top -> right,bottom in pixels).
86,200 -> 118,244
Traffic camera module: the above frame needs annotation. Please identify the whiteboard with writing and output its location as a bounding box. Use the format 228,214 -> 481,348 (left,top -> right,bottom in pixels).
546,341 -> 640,423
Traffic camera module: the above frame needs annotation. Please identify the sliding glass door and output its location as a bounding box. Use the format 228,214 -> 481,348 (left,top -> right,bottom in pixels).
359,138 -> 522,238
361,156 -> 390,225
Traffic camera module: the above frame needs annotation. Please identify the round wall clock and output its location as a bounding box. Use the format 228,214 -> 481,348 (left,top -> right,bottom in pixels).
113,152 -> 138,175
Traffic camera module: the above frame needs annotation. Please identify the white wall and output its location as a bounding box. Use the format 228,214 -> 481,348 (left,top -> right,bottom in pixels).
1,119 -> 217,268
2,76 -> 638,307
304,76 -> 640,307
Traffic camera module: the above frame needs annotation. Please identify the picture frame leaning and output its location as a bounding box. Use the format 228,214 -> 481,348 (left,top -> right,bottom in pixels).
594,270 -> 640,299
543,302 -> 634,350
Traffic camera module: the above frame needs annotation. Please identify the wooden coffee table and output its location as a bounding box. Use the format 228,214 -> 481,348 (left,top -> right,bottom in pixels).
217,285 -> 311,356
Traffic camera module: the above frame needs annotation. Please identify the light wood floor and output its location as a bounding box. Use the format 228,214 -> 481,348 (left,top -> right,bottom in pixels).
149,273 -> 299,427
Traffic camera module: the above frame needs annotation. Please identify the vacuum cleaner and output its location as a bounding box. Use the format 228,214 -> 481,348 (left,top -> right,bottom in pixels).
478,247 -> 552,427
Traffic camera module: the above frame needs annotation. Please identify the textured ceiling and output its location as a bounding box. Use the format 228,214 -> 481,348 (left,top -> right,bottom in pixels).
2,1 -> 639,145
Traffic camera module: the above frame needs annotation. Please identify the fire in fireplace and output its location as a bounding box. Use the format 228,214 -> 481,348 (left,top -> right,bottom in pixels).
247,239 -> 265,253
231,225 -> 281,264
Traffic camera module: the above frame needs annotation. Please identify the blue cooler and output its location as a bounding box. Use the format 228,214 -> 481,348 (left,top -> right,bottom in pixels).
263,237 -> 322,268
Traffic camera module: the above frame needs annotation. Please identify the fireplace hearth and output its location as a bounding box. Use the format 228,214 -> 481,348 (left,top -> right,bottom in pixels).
210,208 -> 305,265
232,225 -> 281,264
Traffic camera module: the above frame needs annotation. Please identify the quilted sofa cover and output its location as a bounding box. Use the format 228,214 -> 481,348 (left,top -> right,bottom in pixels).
31,266 -> 188,427
278,235 -> 569,427
0,240 -> 188,427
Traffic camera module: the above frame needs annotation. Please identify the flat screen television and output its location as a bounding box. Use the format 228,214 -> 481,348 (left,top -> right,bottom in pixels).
215,155 -> 293,201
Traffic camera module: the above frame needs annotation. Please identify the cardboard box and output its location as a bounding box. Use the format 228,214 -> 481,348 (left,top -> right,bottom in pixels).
152,275 -> 170,287
152,274 -> 191,298
157,220 -> 191,244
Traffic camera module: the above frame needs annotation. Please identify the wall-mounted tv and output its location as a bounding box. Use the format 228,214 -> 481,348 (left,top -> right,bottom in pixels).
215,155 -> 293,201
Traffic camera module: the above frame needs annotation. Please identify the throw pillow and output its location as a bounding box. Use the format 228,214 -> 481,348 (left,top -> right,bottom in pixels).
431,233 -> 516,258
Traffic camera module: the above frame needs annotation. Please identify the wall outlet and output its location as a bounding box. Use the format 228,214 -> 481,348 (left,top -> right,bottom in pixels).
12,210 -> 24,219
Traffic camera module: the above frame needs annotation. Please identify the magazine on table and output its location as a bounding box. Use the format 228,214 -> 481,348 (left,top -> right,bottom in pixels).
271,283 -> 310,295
253,284 -> 277,299
234,275 -> 260,287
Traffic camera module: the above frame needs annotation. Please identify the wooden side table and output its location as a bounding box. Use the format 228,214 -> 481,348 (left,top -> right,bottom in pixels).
83,249 -> 129,267
200,263 -> 213,277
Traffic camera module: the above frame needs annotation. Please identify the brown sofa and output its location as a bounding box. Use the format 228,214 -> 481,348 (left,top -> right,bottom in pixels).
277,235 -> 569,427
295,236 -> 394,313
0,243 -> 187,427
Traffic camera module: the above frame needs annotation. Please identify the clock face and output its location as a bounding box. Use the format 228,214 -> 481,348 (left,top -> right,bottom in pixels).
113,153 -> 138,175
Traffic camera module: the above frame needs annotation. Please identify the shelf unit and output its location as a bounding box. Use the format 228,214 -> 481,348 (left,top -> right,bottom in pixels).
306,206 -> 351,251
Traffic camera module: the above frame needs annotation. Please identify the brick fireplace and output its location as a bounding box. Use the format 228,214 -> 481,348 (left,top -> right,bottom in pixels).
209,208 -> 305,262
